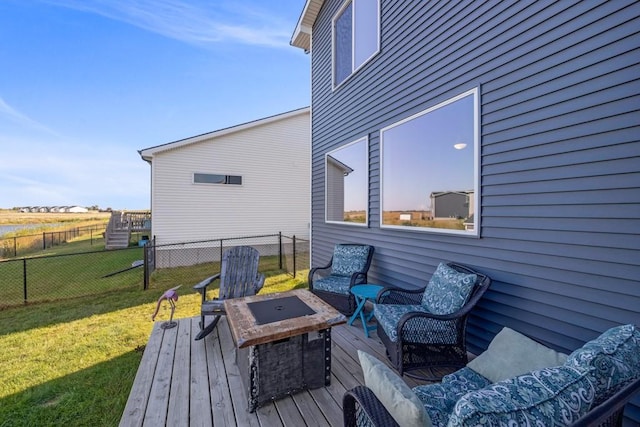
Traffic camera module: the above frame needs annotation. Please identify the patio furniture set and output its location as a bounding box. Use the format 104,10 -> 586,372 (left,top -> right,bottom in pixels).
192,243 -> 640,426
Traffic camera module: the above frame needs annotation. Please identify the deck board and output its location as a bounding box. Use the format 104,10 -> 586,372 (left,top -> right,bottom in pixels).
119,316 -> 444,427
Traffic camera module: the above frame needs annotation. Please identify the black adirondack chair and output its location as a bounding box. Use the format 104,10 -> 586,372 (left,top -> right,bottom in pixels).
194,246 -> 265,340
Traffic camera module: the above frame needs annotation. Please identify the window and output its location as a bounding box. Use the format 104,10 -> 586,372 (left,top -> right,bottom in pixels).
333,0 -> 380,88
325,137 -> 368,225
193,173 -> 242,185
380,88 -> 479,235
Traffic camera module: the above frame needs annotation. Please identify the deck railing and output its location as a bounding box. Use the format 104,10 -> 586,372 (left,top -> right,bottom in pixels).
110,210 -> 151,232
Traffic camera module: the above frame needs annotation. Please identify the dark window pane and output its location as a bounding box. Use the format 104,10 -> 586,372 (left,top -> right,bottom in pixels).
334,3 -> 353,85
227,175 -> 242,185
194,173 -> 242,185
194,173 -> 225,184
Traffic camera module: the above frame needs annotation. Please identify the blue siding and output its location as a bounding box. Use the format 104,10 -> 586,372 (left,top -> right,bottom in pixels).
308,0 -> 640,422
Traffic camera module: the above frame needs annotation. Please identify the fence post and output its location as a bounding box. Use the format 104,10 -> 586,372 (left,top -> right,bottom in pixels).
293,235 -> 297,278
143,240 -> 148,290
13,236 -> 17,257
279,232 -> 283,270
43,232 -> 46,250
23,258 -> 27,304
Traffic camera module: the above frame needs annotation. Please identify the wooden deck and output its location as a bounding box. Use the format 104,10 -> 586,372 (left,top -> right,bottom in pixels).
119,315 -> 432,427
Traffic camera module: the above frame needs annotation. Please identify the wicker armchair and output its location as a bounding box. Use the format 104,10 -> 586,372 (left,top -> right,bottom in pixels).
308,243 -> 374,316
343,377 -> 640,427
375,262 -> 491,380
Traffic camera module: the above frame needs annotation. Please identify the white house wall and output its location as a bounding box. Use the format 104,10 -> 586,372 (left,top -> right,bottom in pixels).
150,111 -> 310,245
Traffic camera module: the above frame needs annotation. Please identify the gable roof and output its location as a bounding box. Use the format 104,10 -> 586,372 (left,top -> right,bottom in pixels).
326,154 -> 354,175
138,107 -> 309,162
290,0 -> 324,51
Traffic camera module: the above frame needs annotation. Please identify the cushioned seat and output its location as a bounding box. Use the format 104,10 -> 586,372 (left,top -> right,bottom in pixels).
308,243 -> 374,315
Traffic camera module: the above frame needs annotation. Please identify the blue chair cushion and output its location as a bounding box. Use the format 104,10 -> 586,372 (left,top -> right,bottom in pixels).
448,366 -> 596,426
421,263 -> 477,315
312,275 -> 351,295
565,324 -> 640,404
413,368 -> 491,427
331,244 -> 370,277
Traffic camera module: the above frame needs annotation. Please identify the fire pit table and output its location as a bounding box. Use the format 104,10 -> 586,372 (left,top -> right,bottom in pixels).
224,289 -> 347,412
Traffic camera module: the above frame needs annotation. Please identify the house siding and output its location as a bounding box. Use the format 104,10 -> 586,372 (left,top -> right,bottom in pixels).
308,0 -> 639,422
150,111 -> 310,245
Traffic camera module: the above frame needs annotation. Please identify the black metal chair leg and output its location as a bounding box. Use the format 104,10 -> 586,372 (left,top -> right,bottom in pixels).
195,315 -> 221,341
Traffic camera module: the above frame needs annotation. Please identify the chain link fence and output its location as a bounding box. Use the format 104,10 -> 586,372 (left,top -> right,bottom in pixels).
0,246 -> 144,309
144,233 -> 310,289
0,232 -> 309,310
0,224 -> 106,258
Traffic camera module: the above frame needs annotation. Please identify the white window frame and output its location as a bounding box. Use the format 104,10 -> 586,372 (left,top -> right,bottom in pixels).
332,0 -> 380,90
379,88 -> 480,236
325,136 -> 369,226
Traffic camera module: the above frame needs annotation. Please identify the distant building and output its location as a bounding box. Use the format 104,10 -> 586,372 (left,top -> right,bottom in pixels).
139,107 -> 310,248
430,191 -> 474,219
67,206 -> 89,213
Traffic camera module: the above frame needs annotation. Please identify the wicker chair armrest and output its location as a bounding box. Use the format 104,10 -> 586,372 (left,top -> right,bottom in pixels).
308,262 -> 333,288
376,286 -> 425,304
343,386 -> 400,427
571,377 -> 640,426
349,271 -> 368,286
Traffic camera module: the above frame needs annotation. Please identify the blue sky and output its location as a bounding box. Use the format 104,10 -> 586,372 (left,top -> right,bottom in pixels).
0,0 -> 309,210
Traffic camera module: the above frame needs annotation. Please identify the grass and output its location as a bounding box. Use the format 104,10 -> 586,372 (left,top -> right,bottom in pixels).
0,262 -> 308,426
0,210 -> 111,225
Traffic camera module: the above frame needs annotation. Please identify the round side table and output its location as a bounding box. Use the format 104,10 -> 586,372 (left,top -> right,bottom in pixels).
349,284 -> 384,338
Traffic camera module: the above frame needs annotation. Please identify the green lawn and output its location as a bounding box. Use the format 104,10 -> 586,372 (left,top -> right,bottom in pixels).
0,260 -> 308,426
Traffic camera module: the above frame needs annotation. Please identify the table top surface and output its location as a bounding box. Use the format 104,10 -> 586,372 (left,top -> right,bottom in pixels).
350,284 -> 384,299
224,289 -> 347,348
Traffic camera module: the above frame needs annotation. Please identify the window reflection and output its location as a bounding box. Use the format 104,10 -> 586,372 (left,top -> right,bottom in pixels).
326,137 -> 368,225
381,89 -> 478,235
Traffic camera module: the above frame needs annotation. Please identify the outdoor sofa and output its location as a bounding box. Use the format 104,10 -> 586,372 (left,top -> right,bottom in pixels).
344,323 -> 640,426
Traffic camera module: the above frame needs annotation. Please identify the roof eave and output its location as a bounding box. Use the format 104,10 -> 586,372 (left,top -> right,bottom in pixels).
290,0 -> 324,51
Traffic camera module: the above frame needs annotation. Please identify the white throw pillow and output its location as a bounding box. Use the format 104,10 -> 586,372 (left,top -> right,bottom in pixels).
358,350 -> 432,427
467,327 -> 568,383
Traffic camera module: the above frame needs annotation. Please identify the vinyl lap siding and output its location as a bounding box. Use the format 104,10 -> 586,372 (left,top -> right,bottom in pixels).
151,112 -> 310,244
309,1 -> 639,421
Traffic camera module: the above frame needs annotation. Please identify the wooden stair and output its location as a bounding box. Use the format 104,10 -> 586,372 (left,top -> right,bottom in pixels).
105,229 -> 130,249
105,211 -> 130,250
105,210 -> 151,250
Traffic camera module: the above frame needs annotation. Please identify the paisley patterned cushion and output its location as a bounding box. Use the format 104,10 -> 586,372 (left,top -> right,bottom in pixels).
448,366 -> 596,426
413,368 -> 491,427
331,244 -> 371,277
373,303 -> 431,342
565,324 -> 640,404
312,275 -> 351,295
421,263 -> 477,315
